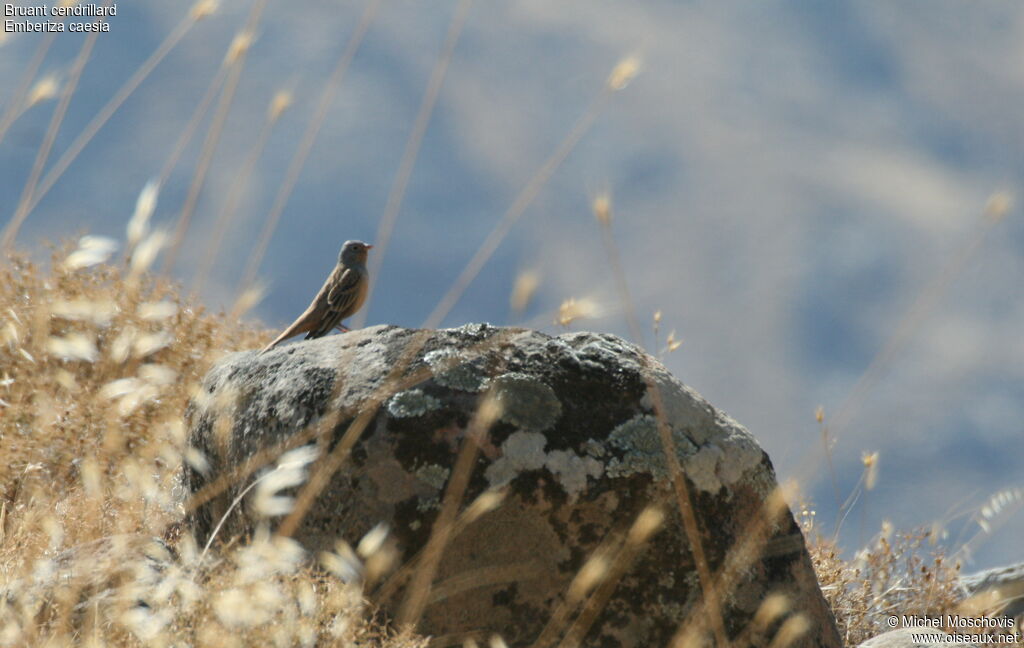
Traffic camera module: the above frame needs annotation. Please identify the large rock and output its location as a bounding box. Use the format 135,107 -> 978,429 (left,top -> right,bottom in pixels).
186,324 -> 841,647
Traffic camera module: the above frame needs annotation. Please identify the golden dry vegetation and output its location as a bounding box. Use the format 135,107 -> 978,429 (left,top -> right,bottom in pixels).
0,244 -> 426,647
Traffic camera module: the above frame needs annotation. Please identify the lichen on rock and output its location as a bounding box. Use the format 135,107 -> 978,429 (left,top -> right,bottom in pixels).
414,463 -> 450,491
489,372 -> 562,431
605,413 -> 698,480
543,449 -> 603,498
485,430 -> 547,487
386,388 -> 442,418
423,347 -> 489,392
485,431 -> 604,499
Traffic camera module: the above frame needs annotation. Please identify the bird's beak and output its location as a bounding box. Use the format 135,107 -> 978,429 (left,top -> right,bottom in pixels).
365,245 -> 374,249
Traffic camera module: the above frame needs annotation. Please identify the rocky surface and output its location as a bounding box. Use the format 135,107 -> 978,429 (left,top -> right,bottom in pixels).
186,324 -> 841,647
960,561 -> 1024,619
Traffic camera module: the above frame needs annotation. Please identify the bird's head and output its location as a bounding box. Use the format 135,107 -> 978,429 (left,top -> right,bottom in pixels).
340,240 -> 372,265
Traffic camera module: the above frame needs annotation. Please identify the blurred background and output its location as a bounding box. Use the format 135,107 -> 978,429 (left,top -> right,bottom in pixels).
2,0 -> 1022,569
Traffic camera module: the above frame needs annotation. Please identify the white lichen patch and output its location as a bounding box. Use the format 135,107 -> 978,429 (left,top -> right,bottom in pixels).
386,389 -> 442,418
485,431 -> 601,499
485,431 -> 547,487
424,347 -> 488,392
490,373 -> 562,431
684,445 -> 725,493
572,337 -> 644,374
544,449 -> 603,497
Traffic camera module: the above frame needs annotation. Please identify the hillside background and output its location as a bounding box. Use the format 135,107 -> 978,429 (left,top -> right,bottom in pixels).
1,1 -> 1022,569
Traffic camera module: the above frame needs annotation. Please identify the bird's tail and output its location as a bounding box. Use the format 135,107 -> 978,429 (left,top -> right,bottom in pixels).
259,332 -> 288,354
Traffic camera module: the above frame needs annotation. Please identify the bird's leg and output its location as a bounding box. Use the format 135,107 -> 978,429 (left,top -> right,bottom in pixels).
335,323 -> 351,332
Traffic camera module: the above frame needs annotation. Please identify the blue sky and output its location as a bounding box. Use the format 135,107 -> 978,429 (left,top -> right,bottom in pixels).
3,1 -> 1023,570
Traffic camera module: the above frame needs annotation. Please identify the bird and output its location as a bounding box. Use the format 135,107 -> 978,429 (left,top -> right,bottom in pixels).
260,240 -> 372,353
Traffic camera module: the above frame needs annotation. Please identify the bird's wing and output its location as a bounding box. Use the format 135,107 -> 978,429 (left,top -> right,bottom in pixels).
306,267 -> 363,339
326,267 -> 363,308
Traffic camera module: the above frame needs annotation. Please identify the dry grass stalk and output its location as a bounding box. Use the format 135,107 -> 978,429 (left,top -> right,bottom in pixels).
553,506 -> 665,648
509,269 -> 541,320
372,488 -> 507,605
422,55 -> 637,330
397,392 -> 502,628
824,193 -> 1013,452
802,507 -> 968,647
2,18 -> 103,252
588,186 -> 727,646
15,1 -> 214,232
357,0 -> 475,328
0,33 -> 57,146
645,367 -> 730,648
158,63 -> 231,186
192,87 -> 289,293
237,0 -> 384,297
164,0 -> 270,273
554,296 -> 600,327
592,192 -> 642,344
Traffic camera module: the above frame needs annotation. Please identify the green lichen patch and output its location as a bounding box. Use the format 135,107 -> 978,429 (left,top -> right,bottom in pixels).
423,347 -> 489,392
490,372 -> 562,431
605,414 -> 698,481
386,389 -> 443,418
415,463 -> 451,491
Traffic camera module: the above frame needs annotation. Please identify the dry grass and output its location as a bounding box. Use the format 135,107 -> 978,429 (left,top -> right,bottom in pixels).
0,244 -> 426,647
799,503 -> 1012,648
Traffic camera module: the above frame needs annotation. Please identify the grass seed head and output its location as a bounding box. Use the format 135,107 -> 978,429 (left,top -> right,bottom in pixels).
356,522 -> 390,558
64,236 -> 118,270
26,74 -> 60,108
47,332 -> 99,362
556,296 -> 598,327
862,451 -> 879,491
225,31 -> 254,65
665,330 -> 682,352
130,229 -> 168,275
509,269 -> 540,314
627,506 -> 665,545
268,90 -> 293,122
769,613 -> 810,648
607,55 -> 641,91
190,0 -> 218,20
592,192 -> 612,226
984,191 -> 1012,222
127,180 -> 159,249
